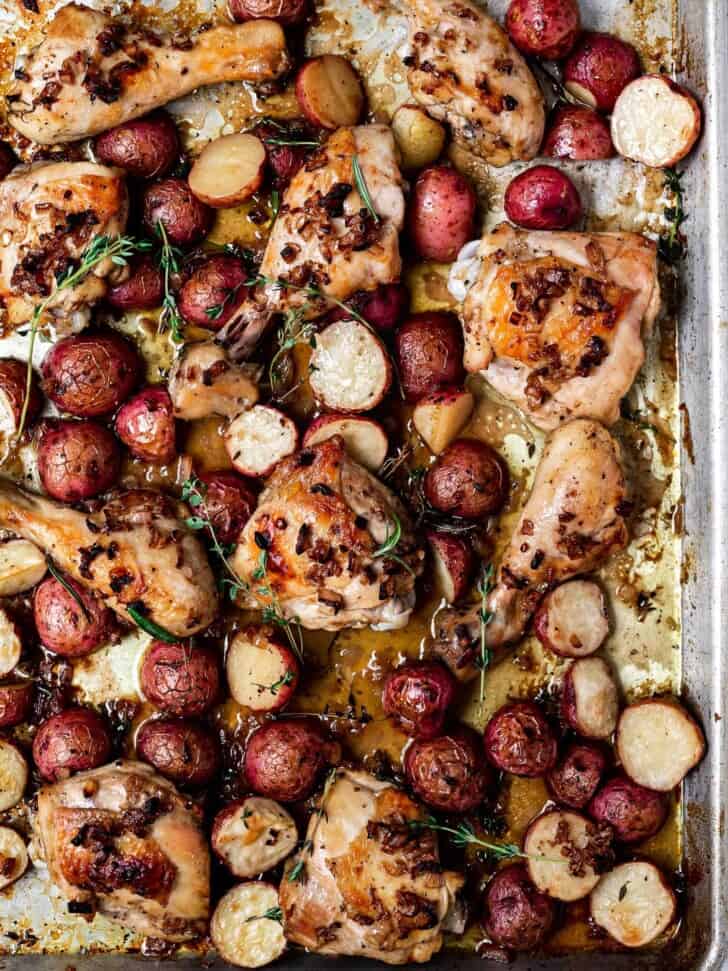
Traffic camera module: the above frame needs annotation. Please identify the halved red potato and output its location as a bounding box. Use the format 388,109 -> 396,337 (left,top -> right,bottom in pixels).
0,540 -> 46,597
224,406 -> 298,477
212,796 -> 298,877
0,683 -> 34,728
524,809 -> 612,901
0,358 -> 42,437
590,861 -> 676,947
0,828 -> 28,890
611,75 -> 702,168
295,55 -> 364,129
0,607 -> 21,677
226,626 -> 300,712
413,388 -> 474,455
391,104 -> 446,171
188,133 -> 267,208
561,657 -> 619,740
534,579 -> 609,658
616,698 -> 705,791
211,882 -> 286,968
309,320 -> 392,413
303,414 -> 388,472
426,531 -> 473,603
564,32 -> 641,113
0,740 -> 28,811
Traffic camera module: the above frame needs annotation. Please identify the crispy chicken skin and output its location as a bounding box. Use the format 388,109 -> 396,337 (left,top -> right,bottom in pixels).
168,342 -> 260,421
459,224 -> 661,429
7,4 -> 290,145
280,769 -> 464,964
434,419 -> 629,678
405,0 -> 545,164
0,161 -> 128,333
0,483 -> 217,636
33,761 -> 210,941
218,125 -> 405,359
231,437 -> 424,630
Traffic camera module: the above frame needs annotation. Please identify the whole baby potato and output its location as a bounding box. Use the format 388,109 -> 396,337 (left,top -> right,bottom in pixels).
395,312 -> 465,400
41,332 -> 141,417
136,717 -> 220,786
391,104 -> 446,171
404,726 -> 493,812
140,640 -> 220,717
542,106 -> 615,160
115,387 -> 177,464
34,574 -> 115,657
504,165 -> 582,230
0,358 -> 42,436
94,111 -> 181,179
0,683 -> 34,728
588,773 -> 669,844
142,178 -> 214,246
546,741 -> 608,809
197,471 -> 257,546
106,256 -> 164,312
505,0 -> 581,60
33,707 -> 112,781
564,32 -> 641,113
178,255 -> 249,330
244,718 -> 340,802
228,0 -> 307,25
382,661 -> 456,739
483,863 -> 556,951
484,701 -> 558,777
425,438 -> 509,519
38,419 -> 121,502
407,166 -> 477,263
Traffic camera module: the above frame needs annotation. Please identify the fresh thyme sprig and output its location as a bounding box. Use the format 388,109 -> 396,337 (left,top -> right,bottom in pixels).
245,906 -> 283,924
409,817 -> 524,861
351,155 -> 379,224
247,275 -> 370,329
373,512 -> 415,577
155,220 -> 184,343
476,563 -> 495,707
205,281 -> 247,322
658,168 -> 687,264
268,305 -> 318,396
253,668 -> 296,696
287,768 -> 339,883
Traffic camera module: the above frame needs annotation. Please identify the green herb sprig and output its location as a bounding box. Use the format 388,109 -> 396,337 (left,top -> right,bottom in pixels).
372,512 -> 415,577
476,563 -> 495,707
155,220 -> 184,343
410,816 -> 564,865
659,168 -> 687,264
253,668 -> 296,696
45,558 -> 90,622
352,155 -> 379,224
126,604 -> 179,643
245,906 -> 283,924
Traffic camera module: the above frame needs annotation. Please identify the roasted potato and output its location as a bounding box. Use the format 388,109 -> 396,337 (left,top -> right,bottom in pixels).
226,626 -> 300,713
525,809 -> 612,901
484,701 -> 557,777
564,32 -> 641,113
616,698 -> 705,791
41,332 -> 141,417
0,358 -> 42,437
114,386 -> 177,464
483,863 -> 556,951
303,415 -> 388,473
34,573 -> 114,657
546,742 -> 608,809
253,119 -> 316,188
106,256 -> 164,311
412,388 -> 475,455
590,861 -> 676,948
382,661 -> 457,738
0,683 -> 34,728
178,254 -> 249,329
425,438 -> 509,520
505,0 -> 580,59
391,105 -> 446,171
0,740 -> 27,810
426,531 -> 474,603
228,0 -> 307,26
357,283 -> 410,332
295,56 -> 364,129
395,312 -> 465,401
33,707 -> 112,781
142,178 -> 214,246
542,106 -> 615,160
136,717 -> 220,787
243,718 -> 340,802
211,796 -> 298,877
407,166 -> 477,263
403,726 -> 492,812
588,773 -> 668,844
211,881 -> 287,968
561,657 -> 619,740
534,579 -> 609,658
188,134 -> 267,209
197,471 -> 257,546
94,111 -> 180,179
611,76 -> 702,168
504,165 -> 582,230
140,639 -> 220,717
309,320 -> 392,413
38,419 -> 121,502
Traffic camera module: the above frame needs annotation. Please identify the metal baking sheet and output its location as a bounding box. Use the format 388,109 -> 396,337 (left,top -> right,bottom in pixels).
0,0 -> 725,966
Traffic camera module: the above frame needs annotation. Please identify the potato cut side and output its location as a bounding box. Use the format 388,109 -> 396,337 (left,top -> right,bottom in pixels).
189,133 -> 267,208
391,104 -> 446,171
590,862 -> 676,947
0,827 -> 27,889
0,540 -> 46,597
309,320 -> 392,412
224,405 -> 298,477
295,55 -> 364,129
534,579 -> 608,657
0,607 -> 21,678
563,657 -> 619,740
226,627 -> 298,712
211,881 -> 286,968
303,414 -> 388,471
611,75 -> 701,167
426,530 -> 472,603
0,740 -> 27,812
212,796 -> 298,878
616,698 -> 705,791
525,810 -> 607,901
413,389 -> 474,455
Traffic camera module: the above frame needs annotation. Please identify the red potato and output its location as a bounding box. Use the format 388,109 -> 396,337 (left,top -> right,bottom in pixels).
0,540 -> 47,597
33,574 -> 114,658
303,414 -> 388,472
505,165 -> 582,230
33,708 -> 111,782
212,796 -> 298,878
616,698 -> 705,791
395,313 -> 465,402
0,143 -> 17,181
226,625 -> 300,712
0,828 -> 28,890
484,701 -> 558,777
483,863 -> 556,952
309,319 -> 392,413
382,660 -> 457,739
189,133 -> 267,208
0,606 -> 21,676
413,388 -> 475,455
142,177 -> 214,246
224,405 -> 298,477
505,0 -> 580,60
524,809 -> 613,901
547,742 -> 607,809
407,166 -> 477,263
295,55 -> 364,129
94,111 -> 180,179
611,75 -> 702,168
140,640 -> 220,717
426,531 -> 473,603
41,332 -> 141,418
106,256 -> 164,312
0,683 -> 34,728
0,741 -> 27,811
244,718 -> 340,802
178,254 -> 249,330
229,0 -> 307,26
0,358 -> 42,437
211,882 -> 287,968
115,386 -> 177,464
590,861 -> 676,948
38,419 -> 120,502
403,725 -> 492,812
425,438 -> 510,520
534,579 -> 609,658
253,119 -> 316,188
561,657 -> 619,740
588,773 -> 668,844
136,717 -> 220,787
357,283 -> 409,333
564,32 -> 641,113
542,106 -> 615,161
197,471 -> 257,546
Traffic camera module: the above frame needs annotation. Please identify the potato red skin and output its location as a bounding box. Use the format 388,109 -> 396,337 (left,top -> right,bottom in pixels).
0,683 -> 34,727
115,387 -> 177,464
0,358 -> 42,431
142,178 -> 214,246
136,717 -> 220,786
564,32 -> 641,113
33,708 -> 112,781
505,165 -> 582,230
38,419 -> 120,502
359,284 -> 410,333
588,773 -> 668,844
34,574 -> 115,658
542,106 -> 615,161
94,112 -> 180,179
425,438 -> 509,520
483,863 -> 556,951
107,256 -> 164,311
198,471 -> 257,545
484,701 -> 558,777
404,726 -> 492,812
546,742 -> 607,809
140,640 -> 220,717
244,718 -> 339,802
178,255 -> 249,330
228,0 -> 307,25
0,143 -> 17,181
382,661 -> 457,739
505,0 -> 580,60
41,332 -> 141,417
407,166 -> 477,263
395,312 -> 465,401
253,120 -> 315,187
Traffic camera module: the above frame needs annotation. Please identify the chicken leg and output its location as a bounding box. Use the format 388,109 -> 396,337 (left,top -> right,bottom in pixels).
0,482 -> 217,636
434,419 -> 629,679
7,4 -> 291,144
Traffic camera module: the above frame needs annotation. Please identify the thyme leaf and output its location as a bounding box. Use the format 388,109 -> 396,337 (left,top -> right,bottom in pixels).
351,155 -> 379,224
409,817 -> 523,860
476,563 -> 495,707
126,605 -> 179,643
658,168 -> 687,264
155,220 -> 184,343
372,512 -> 415,577
45,558 -> 90,622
